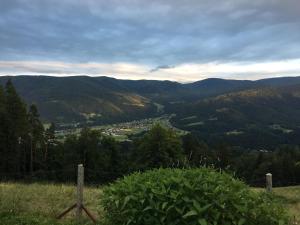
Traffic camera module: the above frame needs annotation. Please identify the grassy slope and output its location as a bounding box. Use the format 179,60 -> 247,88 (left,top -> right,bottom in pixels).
0,182 -> 299,224
0,183 -> 102,225
272,186 -> 300,221
254,186 -> 300,223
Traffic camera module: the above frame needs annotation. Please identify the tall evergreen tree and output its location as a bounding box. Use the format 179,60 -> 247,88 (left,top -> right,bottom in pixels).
101,135 -> 122,179
44,122 -> 56,163
0,85 -> 6,173
4,79 -> 29,175
28,104 -> 44,173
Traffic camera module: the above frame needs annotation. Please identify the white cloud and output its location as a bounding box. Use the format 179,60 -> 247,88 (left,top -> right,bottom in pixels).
1,59 -> 300,82
162,59 -> 300,81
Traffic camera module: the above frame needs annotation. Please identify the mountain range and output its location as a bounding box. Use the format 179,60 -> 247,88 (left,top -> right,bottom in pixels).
1,75 -> 300,147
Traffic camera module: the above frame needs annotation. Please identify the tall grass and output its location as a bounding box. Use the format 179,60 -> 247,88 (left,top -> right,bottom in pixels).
0,182 -> 102,224
272,186 -> 300,223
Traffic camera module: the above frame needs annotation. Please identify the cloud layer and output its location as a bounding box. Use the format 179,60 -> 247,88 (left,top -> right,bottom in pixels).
2,59 -> 300,82
0,0 -> 300,81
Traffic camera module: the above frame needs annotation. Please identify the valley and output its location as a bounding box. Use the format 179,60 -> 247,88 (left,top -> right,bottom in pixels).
1,76 -> 300,224
1,75 -> 299,149
54,114 -> 187,142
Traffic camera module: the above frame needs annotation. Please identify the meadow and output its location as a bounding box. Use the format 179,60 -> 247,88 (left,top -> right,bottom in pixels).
0,182 -> 299,225
0,182 -> 101,225
271,186 -> 300,222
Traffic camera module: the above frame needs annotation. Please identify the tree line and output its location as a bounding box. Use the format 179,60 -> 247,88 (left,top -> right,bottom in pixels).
1,80 -> 300,186
0,80 -> 55,178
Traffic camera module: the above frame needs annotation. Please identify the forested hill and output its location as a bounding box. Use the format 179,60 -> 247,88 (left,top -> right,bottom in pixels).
0,76 -> 159,124
0,75 -> 300,125
170,84 -> 300,148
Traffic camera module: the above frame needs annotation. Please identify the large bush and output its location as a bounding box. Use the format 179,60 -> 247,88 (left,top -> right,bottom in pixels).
102,168 -> 289,225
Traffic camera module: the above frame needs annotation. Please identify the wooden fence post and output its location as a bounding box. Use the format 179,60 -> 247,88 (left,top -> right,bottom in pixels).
57,164 -> 96,223
266,173 -> 272,192
76,164 -> 84,220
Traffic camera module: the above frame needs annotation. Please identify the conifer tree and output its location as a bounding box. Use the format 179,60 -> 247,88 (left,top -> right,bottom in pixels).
4,79 -> 29,175
0,85 -> 6,172
44,122 -> 56,163
28,104 -> 44,173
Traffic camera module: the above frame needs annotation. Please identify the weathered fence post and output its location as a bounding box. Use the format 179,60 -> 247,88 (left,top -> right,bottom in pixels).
57,164 -> 96,223
76,164 -> 84,219
266,173 -> 272,192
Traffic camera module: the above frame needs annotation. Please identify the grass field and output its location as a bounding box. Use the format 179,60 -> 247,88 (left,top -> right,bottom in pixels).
272,186 -> 300,222
0,182 -> 299,224
0,182 -> 102,224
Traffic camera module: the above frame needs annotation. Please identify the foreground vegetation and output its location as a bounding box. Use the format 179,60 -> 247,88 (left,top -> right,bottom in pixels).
102,168 -> 288,225
0,182 -> 299,224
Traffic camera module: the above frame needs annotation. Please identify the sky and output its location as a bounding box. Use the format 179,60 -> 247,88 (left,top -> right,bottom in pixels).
0,0 -> 300,82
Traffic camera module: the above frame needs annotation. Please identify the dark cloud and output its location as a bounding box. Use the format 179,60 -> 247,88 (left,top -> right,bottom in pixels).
150,65 -> 175,72
0,0 -> 299,67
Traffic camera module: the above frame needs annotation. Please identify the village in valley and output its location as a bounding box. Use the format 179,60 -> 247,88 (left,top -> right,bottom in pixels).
54,114 -> 187,141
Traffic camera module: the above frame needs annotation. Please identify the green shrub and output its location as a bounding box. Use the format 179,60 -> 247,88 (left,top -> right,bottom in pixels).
101,168 -> 289,225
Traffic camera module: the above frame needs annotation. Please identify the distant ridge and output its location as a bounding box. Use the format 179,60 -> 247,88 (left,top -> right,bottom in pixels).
0,75 -> 300,124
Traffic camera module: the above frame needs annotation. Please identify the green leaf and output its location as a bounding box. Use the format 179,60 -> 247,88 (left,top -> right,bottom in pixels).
162,202 -> 168,210
238,218 -> 246,225
143,206 -> 152,211
115,199 -> 120,208
122,196 -> 131,209
198,204 -> 212,213
193,200 -> 202,212
198,218 -> 208,225
182,210 -> 198,218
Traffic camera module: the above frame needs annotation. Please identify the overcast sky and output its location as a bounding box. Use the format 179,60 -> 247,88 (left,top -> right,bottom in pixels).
0,0 -> 300,82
